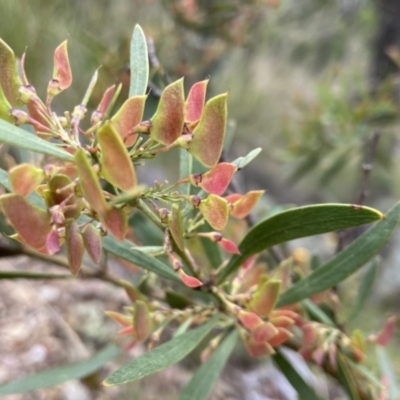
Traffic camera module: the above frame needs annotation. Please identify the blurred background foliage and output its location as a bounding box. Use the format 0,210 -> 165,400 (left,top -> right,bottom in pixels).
1,0 -> 400,390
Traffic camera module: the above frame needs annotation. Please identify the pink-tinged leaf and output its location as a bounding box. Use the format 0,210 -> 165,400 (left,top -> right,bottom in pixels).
376,316 -> 397,346
228,190 -> 264,219
189,93 -> 228,168
81,224 -> 102,264
242,334 -> 275,357
219,238 -> 240,254
225,193 -> 241,204
25,100 -> 52,133
267,328 -> 293,347
184,78 -> 209,125
46,229 -> 61,255
98,122 -> 137,191
167,204 -> 184,251
238,265 -> 266,293
133,301 -> 153,343
238,309 -> 263,330
74,149 -> 107,214
111,95 -> 146,147
253,322 -> 279,344
101,207 -> 128,241
0,193 -> 51,250
190,162 -> 236,195
105,311 -> 132,327
9,163 -> 44,196
178,268 -> 203,288
120,280 -> 145,304
248,280 -> 281,318
199,194 -> 229,231
46,174 -> 82,219
269,315 -> 295,329
65,219 -> 84,275
91,85 -> 116,125
51,40 -> 72,92
150,78 -> 185,145
0,38 -> 22,106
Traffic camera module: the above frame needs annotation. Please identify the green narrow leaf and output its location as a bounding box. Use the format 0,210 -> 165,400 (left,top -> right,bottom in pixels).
0,120 -> 73,161
277,202 -> 400,308
302,299 -> 335,327
129,24 -> 149,97
102,236 -> 178,282
179,330 -> 238,400
103,315 -> 219,386
0,344 -> 121,395
348,258 -> 380,321
198,221 -> 223,268
179,149 -> 192,195
231,147 -> 262,170
273,350 -> 322,400
0,271 -> 72,280
376,346 -> 400,400
337,354 -> 361,400
220,203 -> 384,281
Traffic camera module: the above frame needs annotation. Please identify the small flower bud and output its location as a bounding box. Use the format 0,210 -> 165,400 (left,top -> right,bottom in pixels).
190,195 -> 202,208
158,208 -> 170,223
18,85 -> 37,104
10,109 -> 30,126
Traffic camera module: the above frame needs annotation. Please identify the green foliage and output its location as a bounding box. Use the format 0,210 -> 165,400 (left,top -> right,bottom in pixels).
0,19 -> 398,400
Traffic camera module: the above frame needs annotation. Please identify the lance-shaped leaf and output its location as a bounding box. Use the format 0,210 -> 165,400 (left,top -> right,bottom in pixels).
184,79 -> 209,126
199,194 -> 229,231
150,78 -> 185,145
133,301 -> 153,343
111,95 -> 146,147
179,330 -> 238,400
9,164 -> 44,196
104,316 -> 219,386
226,190 -> 264,219
98,123 -> 136,191
277,202 -> 400,307
65,219 -> 84,275
129,24 -> 149,97
248,280 -> 281,318
101,207 -> 128,241
0,119 -> 73,160
219,238 -> 240,254
92,85 -> 116,125
0,193 -> 51,250
46,174 -> 82,219
189,93 -> 228,168
46,229 -> 61,255
242,333 -> 275,357
82,224 -> 102,264
0,38 -> 22,106
74,149 -> 107,214
190,163 -> 236,196
49,40 -> 72,95
168,204 -> 184,251
0,83 -> 12,122
220,203 -> 385,282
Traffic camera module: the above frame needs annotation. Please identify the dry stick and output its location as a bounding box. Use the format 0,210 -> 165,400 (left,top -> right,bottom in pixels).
336,131 -> 381,252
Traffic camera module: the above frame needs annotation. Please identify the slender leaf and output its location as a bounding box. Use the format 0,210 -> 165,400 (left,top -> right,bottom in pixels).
179,330 -> 238,400
231,147 -> 262,170
337,354 -> 361,400
220,203 -> 384,281
0,344 -> 121,395
0,119 -> 73,161
273,350 -> 322,400
376,346 -> 400,400
0,271 -> 72,280
302,299 -> 335,327
129,24 -> 148,97
277,202 -> 400,307
103,237 -> 179,282
179,149 -> 192,195
348,258 -> 380,321
104,316 -> 219,386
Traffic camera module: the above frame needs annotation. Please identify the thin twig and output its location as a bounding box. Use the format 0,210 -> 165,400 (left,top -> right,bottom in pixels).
336,131 -> 380,252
